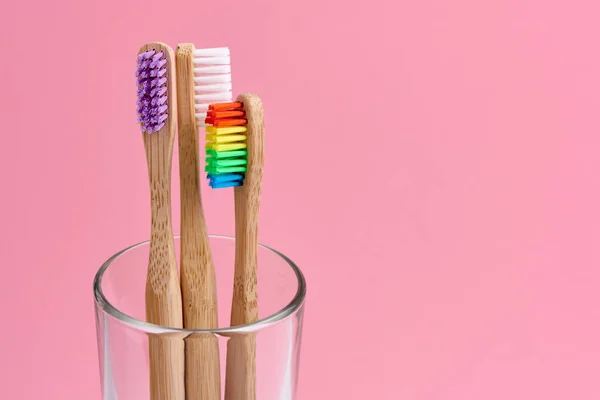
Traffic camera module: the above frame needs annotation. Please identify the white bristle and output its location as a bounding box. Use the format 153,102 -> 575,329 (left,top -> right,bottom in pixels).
193,56 -> 230,65
194,65 -> 231,74
193,47 -> 230,57
196,113 -> 208,125
194,74 -> 231,84
194,104 -> 210,112
195,83 -> 232,93
194,92 -> 233,101
193,46 -> 233,124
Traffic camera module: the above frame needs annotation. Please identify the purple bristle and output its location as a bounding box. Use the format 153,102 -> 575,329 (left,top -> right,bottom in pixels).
149,86 -> 167,97
136,49 -> 168,133
138,50 -> 155,60
151,77 -> 167,87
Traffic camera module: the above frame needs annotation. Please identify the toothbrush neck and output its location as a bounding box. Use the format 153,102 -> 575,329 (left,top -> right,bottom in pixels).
149,178 -> 174,233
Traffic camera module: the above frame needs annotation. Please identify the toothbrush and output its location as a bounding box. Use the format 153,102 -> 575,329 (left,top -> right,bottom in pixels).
136,42 -> 185,400
204,94 -> 264,400
176,44 -> 230,400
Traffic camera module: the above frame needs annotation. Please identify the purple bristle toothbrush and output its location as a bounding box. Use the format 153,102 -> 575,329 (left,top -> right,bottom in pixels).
136,42 -> 185,400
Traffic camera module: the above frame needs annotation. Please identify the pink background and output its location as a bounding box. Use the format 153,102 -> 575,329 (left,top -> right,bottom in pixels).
1,0 -> 599,398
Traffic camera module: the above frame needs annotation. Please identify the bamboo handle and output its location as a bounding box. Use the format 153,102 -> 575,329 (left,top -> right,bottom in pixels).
224,335 -> 257,400
224,93 -> 264,400
140,42 -> 185,400
176,43 -> 221,400
148,335 -> 185,400
144,142 -> 185,400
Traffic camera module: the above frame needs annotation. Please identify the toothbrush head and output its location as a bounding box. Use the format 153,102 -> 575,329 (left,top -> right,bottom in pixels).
204,102 -> 247,188
136,43 -> 173,134
192,47 -> 232,126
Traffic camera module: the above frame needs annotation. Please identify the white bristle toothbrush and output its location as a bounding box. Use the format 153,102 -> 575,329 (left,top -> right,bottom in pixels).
176,43 -> 232,400
192,47 -> 232,126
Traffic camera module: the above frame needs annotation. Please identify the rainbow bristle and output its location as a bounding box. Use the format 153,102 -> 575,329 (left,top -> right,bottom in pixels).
205,102 -> 247,189
208,173 -> 244,188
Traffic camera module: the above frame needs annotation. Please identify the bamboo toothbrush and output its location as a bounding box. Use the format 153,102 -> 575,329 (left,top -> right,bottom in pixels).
204,94 -> 264,400
176,43 -> 231,400
136,42 -> 185,400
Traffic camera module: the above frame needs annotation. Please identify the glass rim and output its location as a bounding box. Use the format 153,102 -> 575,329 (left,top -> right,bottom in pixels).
93,234 -> 306,334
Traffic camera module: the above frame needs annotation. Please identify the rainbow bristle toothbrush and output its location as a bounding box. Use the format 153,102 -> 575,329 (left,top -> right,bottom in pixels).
207,94 -> 264,400
204,102 -> 248,188
136,42 -> 185,400
175,43 -> 228,400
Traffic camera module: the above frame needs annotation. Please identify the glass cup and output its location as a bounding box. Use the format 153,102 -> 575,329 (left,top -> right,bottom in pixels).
94,235 -> 306,400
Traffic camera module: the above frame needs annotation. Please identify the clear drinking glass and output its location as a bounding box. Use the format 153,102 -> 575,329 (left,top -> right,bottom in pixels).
94,235 -> 306,400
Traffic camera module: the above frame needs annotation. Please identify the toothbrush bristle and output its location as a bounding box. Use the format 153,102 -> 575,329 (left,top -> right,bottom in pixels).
136,50 -> 168,133
193,47 -> 232,126
205,102 -> 247,189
